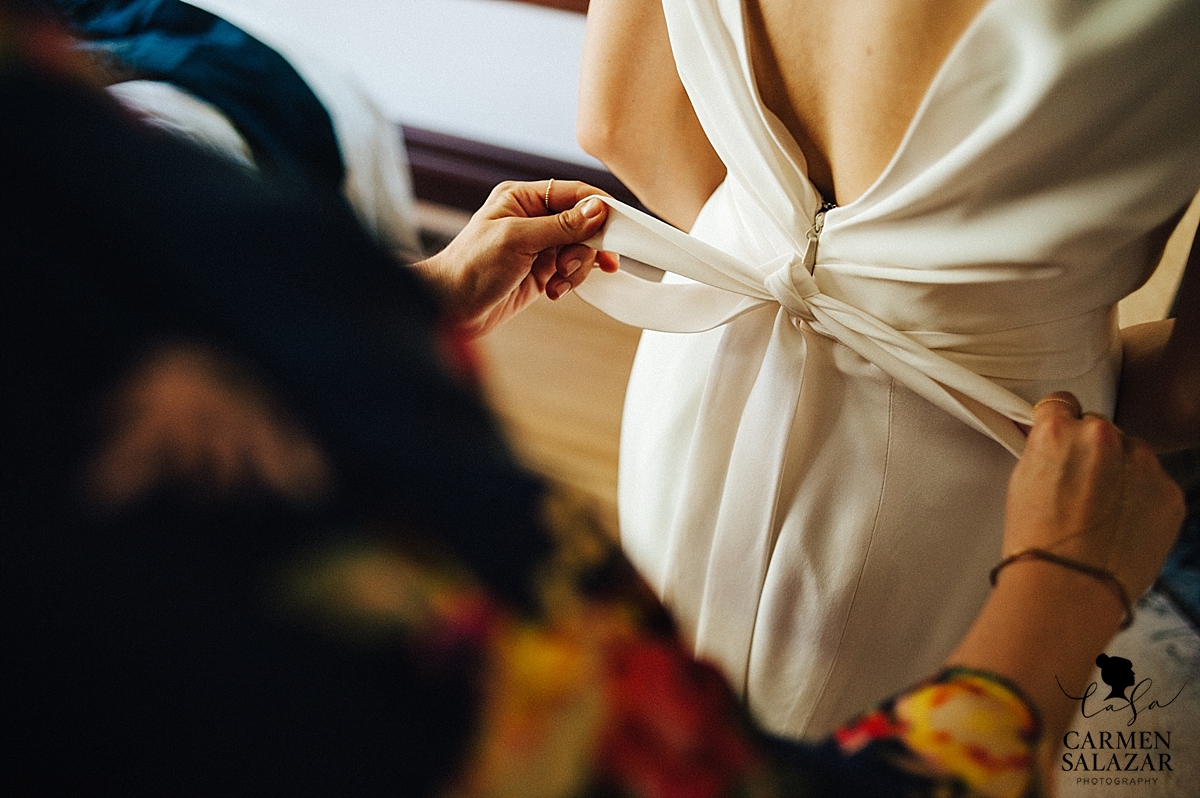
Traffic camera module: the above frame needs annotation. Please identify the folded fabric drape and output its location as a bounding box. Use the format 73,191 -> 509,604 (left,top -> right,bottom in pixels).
579,196 -> 1040,456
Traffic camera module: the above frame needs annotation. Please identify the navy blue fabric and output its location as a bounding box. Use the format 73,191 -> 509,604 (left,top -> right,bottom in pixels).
1159,479 -> 1200,630
47,0 -> 345,191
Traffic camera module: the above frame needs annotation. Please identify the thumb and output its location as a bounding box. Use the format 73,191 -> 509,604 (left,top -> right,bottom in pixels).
511,196 -> 609,253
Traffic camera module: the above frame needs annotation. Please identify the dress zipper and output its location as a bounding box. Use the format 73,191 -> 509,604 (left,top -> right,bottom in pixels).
801,201 -> 837,274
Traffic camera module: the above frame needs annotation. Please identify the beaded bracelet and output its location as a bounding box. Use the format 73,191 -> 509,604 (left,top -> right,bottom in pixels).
989,548 -> 1133,629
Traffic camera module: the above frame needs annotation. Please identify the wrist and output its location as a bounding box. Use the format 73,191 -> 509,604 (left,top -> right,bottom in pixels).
952,563 -> 1124,662
950,559 -> 1125,712
991,549 -> 1133,629
409,254 -> 462,315
953,556 -> 1127,746
1024,555 -> 1122,613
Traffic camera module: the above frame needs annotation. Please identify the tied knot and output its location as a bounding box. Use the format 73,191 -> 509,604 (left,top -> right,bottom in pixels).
763,253 -> 820,321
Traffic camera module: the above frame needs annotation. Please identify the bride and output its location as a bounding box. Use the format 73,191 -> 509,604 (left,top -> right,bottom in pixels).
576,0 -> 1200,741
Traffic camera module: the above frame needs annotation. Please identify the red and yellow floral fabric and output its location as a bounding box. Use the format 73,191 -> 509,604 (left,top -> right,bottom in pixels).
837,670 -> 1039,798
287,489 -> 1041,798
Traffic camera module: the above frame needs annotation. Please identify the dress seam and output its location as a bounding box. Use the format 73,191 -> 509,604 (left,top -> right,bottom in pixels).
803,377 -> 896,728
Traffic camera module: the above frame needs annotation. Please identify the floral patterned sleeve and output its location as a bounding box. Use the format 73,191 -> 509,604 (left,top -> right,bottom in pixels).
831,668 -> 1041,798
287,487 -> 1042,798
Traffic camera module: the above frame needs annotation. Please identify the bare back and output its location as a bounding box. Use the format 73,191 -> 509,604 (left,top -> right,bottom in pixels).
746,0 -> 988,205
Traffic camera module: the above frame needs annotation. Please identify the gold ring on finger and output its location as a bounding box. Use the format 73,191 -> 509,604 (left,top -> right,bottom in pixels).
1032,395 -> 1082,418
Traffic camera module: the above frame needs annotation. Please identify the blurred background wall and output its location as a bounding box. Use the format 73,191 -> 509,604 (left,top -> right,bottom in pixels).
191,0 -> 593,165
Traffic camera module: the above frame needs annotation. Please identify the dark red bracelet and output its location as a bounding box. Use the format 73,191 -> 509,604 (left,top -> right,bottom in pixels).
989,548 -> 1133,629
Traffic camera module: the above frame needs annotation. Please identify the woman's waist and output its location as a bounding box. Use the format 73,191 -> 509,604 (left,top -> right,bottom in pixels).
647,236 -> 1121,385
688,223 -> 1123,386
889,305 -> 1121,383
785,303 -> 1123,415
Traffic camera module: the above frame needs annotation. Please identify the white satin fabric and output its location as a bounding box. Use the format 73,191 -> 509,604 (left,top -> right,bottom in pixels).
576,0 -> 1200,739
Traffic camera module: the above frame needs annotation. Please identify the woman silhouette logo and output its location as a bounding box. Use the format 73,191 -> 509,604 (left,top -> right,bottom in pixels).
1096,653 -> 1136,701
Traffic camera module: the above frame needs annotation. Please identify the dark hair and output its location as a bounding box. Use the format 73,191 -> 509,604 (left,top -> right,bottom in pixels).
5,0 -> 45,14
5,0 -> 64,25
1095,653 -> 1136,700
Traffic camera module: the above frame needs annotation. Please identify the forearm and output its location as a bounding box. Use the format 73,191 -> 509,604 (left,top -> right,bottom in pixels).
577,0 -> 724,230
817,562 -> 1116,798
946,560 -> 1125,759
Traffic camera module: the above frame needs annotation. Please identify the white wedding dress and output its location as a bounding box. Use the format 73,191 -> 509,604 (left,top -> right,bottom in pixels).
576,0 -> 1200,741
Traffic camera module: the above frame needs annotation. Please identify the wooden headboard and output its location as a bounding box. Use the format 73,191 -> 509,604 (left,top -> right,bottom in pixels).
402,125 -> 642,214
508,0 -> 589,12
